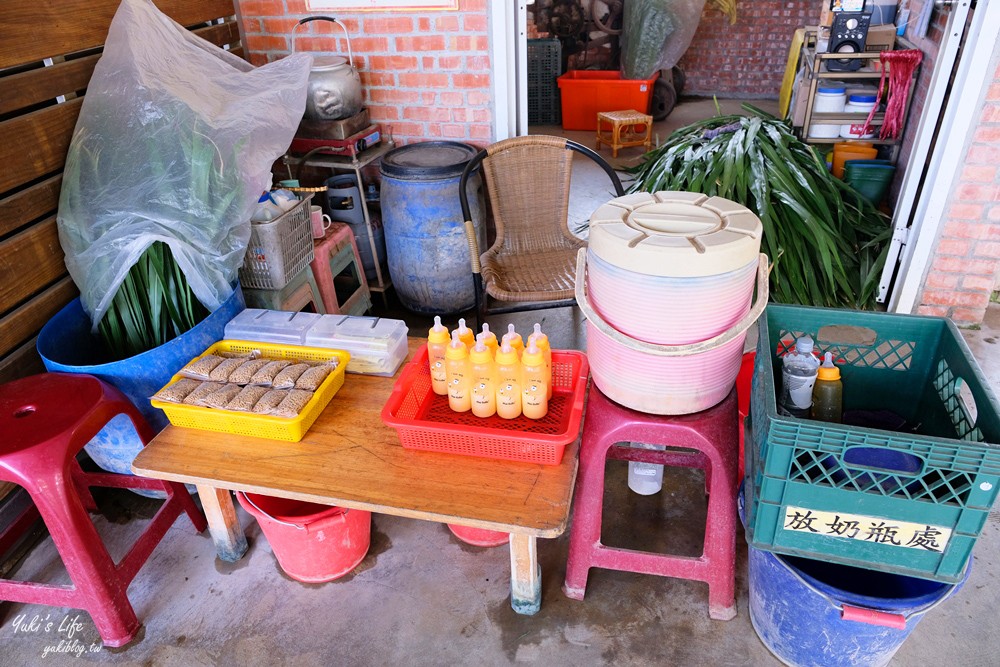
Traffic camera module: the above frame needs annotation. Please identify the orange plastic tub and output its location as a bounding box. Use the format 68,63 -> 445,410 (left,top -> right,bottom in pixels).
832,141 -> 877,179
557,70 -> 658,131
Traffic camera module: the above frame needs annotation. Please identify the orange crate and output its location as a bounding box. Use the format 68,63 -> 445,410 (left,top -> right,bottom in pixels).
381,344 -> 589,465
556,70 -> 659,131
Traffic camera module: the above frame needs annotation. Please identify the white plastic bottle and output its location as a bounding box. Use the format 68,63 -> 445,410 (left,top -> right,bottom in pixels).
779,336 -> 820,418
628,444 -> 666,495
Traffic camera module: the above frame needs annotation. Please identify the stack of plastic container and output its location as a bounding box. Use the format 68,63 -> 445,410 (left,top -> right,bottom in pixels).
224,309 -> 408,377
744,303 -> 1000,667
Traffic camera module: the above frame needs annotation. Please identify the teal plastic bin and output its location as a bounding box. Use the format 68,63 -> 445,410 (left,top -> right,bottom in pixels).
746,304 -> 1000,583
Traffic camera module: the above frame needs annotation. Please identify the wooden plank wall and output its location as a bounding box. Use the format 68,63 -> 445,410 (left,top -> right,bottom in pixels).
0,0 -> 243,388
0,0 -> 243,504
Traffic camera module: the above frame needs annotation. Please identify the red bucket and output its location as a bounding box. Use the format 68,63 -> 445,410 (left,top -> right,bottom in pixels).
447,523 -> 508,547
237,492 -> 371,583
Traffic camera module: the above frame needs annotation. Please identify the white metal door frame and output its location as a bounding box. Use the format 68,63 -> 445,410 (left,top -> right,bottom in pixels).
881,0 -> 1000,311
490,0 -> 528,141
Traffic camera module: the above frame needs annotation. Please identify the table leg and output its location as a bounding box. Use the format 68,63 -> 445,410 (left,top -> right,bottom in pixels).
509,533 -> 541,615
196,485 -> 247,562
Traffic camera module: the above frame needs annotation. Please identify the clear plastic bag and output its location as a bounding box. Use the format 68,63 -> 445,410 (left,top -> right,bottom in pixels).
57,0 -> 312,328
620,0 -> 707,79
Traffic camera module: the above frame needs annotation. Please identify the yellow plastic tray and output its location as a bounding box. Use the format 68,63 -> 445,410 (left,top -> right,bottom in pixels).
151,340 -> 350,442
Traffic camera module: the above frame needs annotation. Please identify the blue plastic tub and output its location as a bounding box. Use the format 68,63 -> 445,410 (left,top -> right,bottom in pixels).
740,487 -> 969,667
37,286 -> 244,476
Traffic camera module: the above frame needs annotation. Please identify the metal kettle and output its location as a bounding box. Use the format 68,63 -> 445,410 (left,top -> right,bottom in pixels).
295,16 -> 364,121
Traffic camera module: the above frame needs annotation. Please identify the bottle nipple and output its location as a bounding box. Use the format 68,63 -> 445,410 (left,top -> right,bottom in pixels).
433,316 -> 445,332
817,352 -> 840,380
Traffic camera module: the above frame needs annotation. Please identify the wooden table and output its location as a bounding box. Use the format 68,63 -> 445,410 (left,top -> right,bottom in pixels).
132,339 -> 580,615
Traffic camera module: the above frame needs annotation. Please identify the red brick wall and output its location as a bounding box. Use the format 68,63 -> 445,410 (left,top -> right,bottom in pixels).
679,1 -> 817,98
237,0 -> 493,146
915,57 -> 1000,325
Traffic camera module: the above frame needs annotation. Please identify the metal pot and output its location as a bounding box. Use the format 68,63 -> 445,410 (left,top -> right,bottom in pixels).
295,17 -> 363,121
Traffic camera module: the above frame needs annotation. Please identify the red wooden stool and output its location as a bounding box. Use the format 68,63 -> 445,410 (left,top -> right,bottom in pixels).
562,386 -> 739,620
0,373 -> 206,647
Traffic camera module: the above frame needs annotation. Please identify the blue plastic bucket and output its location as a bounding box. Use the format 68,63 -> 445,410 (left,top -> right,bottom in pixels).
380,141 -> 483,314
37,286 -> 244,476
739,488 -> 969,667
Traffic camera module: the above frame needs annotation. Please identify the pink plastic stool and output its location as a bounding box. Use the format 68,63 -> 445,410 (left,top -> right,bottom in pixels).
0,373 -> 207,647
562,386 -> 739,620
311,222 -> 372,316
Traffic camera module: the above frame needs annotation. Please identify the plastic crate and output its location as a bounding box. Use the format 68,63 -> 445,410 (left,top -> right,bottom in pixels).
381,344 -> 589,465
239,196 -> 315,290
556,70 -> 658,131
746,304 -> 1000,583
528,38 -> 561,125
151,340 -> 349,442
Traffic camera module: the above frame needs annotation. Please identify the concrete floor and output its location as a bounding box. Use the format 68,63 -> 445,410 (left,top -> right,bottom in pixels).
3,99 -> 1000,665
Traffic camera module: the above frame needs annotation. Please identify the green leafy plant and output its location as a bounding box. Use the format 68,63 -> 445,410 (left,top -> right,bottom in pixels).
97,242 -> 209,359
627,105 -> 891,309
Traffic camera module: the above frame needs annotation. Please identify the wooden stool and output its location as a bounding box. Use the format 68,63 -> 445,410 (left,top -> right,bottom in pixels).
562,385 -> 739,620
0,373 -> 206,647
243,266 -> 326,314
596,109 -> 653,158
310,223 -> 372,316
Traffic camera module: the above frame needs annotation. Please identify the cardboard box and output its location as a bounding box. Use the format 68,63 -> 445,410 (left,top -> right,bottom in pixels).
864,24 -> 897,53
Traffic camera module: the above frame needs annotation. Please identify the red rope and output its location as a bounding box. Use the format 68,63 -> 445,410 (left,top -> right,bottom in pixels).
860,49 -> 923,140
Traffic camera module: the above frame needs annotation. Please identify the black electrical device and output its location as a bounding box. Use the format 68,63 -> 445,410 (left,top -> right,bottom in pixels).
826,12 -> 872,72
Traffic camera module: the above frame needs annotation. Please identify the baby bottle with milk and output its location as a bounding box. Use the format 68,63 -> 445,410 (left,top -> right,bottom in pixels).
521,341 -> 548,420
527,323 -> 552,400
502,324 -> 524,358
427,316 -> 450,396
495,342 -> 522,419
445,331 -> 471,413
779,336 -> 820,418
480,323 -> 499,358
469,338 -> 497,418
455,318 -> 476,348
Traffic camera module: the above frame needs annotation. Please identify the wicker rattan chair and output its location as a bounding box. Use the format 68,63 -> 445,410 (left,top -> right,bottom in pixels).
458,136 -> 624,327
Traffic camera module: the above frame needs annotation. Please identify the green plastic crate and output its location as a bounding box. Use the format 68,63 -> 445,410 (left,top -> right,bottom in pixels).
746,304 -> 1000,583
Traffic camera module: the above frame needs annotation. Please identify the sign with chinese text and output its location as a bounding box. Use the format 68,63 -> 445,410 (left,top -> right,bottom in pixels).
783,506 -> 952,552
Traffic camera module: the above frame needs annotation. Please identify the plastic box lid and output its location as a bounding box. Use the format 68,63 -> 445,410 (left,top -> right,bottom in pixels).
224,309 -> 321,345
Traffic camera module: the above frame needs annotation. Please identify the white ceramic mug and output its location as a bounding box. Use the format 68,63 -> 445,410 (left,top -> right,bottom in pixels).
311,205 -> 332,239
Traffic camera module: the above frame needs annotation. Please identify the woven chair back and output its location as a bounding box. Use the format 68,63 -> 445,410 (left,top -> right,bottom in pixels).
481,137 -> 576,256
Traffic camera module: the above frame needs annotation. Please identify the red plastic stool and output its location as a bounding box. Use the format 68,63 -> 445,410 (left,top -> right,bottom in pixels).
0,373 -> 207,647
562,386 -> 739,620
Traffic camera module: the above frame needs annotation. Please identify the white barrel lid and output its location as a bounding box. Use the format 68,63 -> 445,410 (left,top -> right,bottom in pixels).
588,191 -> 763,277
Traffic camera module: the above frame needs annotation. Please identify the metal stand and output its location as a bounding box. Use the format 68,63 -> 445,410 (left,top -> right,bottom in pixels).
283,140 -> 394,305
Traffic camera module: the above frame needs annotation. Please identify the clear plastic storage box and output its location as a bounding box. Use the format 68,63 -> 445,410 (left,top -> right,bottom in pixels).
224,309 -> 408,377
305,315 -> 408,377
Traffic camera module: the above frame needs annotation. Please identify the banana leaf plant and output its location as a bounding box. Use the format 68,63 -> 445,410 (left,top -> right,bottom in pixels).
627,105 -> 891,309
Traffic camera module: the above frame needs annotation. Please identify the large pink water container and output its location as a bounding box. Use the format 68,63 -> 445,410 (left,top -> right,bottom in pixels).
576,191 -> 768,415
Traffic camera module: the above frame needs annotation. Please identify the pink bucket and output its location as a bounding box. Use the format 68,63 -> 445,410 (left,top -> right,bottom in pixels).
447,523 -> 509,547
237,491 -> 371,583
576,249 -> 768,415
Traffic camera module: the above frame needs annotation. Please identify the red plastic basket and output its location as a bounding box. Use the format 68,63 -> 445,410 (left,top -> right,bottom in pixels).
381,345 -> 590,465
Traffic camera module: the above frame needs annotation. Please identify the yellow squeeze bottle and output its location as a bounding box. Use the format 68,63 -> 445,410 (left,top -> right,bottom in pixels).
445,331 -> 471,412
521,341 -> 548,420
456,317 -> 476,349
480,323 -> 499,358
495,342 -> 522,419
502,323 -> 524,358
528,323 -> 552,399
469,339 -> 497,418
427,315 -> 450,396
